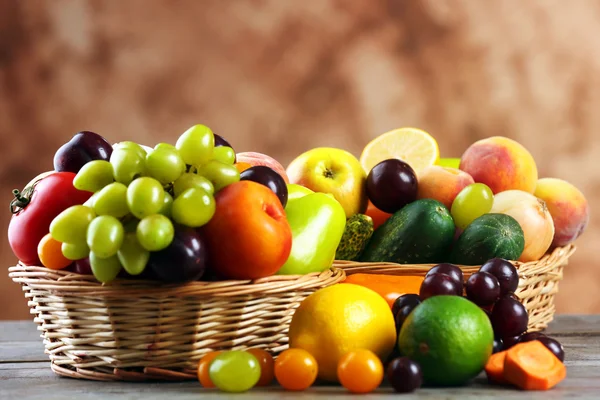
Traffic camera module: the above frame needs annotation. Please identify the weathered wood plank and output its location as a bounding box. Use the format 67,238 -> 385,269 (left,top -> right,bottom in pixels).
0,365 -> 599,399
545,315 -> 600,336
0,342 -> 46,363
1,316 -> 599,398
0,320 -> 41,342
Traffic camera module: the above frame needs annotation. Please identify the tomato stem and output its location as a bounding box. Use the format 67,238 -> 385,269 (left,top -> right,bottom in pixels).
10,187 -> 34,214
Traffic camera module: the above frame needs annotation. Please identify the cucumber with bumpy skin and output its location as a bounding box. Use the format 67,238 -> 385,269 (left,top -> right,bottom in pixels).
360,199 -> 455,264
335,214 -> 374,261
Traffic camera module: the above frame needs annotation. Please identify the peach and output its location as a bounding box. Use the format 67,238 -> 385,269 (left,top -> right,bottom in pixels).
459,136 -> 538,194
534,178 -> 589,247
416,166 -> 475,210
236,151 -> 289,183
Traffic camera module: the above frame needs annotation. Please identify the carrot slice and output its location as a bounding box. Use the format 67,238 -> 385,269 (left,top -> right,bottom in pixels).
503,340 -> 566,391
343,274 -> 424,308
485,351 -> 508,384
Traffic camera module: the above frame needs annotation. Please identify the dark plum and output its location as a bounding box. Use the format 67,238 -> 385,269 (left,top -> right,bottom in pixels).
466,271 -> 501,306
480,258 -> 519,295
394,304 -> 419,333
387,357 -> 423,393
391,294 -> 421,318
520,331 -> 547,343
148,226 -> 207,283
74,258 -> 92,275
490,296 -> 528,337
366,159 -> 418,213
426,263 -> 464,294
537,336 -> 565,362
54,131 -> 113,173
502,334 -> 522,350
419,273 -> 462,300
493,338 -> 504,354
214,133 -> 236,162
214,133 -> 233,149
240,166 -> 288,208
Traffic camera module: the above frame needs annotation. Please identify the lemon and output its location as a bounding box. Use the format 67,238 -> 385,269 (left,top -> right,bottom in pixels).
288,283 -> 396,382
360,127 -> 440,175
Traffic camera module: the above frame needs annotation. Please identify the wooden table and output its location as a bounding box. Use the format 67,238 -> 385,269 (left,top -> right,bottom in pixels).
1,315 -> 599,399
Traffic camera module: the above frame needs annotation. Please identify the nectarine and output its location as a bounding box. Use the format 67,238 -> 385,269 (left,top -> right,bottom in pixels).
202,181 -> 292,279
534,178 -> 589,247
416,166 -> 474,210
236,152 -> 289,183
459,137 -> 538,194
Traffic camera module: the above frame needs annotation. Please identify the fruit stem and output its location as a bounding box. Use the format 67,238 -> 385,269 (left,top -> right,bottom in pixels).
10,187 -> 34,214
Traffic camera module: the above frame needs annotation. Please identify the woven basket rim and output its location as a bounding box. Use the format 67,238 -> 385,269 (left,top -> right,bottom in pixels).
8,264 -> 346,297
333,244 -> 576,272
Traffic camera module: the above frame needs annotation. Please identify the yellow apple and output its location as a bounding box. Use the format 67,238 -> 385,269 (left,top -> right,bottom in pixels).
286,147 -> 367,217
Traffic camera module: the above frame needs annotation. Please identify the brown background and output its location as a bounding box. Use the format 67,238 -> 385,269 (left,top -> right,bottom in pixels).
1,0 -> 599,319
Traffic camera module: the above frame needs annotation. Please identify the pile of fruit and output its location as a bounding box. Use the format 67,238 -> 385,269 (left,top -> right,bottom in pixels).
7,125 -> 583,393
194,259 -> 567,393
331,128 -> 589,265
8,125 -> 588,281
8,125 -> 347,282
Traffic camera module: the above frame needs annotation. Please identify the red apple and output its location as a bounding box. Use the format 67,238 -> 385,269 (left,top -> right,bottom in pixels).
236,152 -> 289,183
202,181 -> 292,280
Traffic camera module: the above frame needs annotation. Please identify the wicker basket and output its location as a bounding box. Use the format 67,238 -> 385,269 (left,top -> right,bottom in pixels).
8,265 -> 345,381
334,245 -> 576,332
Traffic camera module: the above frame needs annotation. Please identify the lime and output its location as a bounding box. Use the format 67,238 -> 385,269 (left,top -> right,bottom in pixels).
398,295 -> 493,386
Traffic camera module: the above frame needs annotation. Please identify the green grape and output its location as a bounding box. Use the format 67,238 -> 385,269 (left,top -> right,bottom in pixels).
110,148 -> 146,185
83,191 -> 100,208
175,124 -> 214,166
145,147 -> 186,185
50,205 -> 96,244
73,160 -> 114,192
159,192 -> 174,217
89,251 -> 122,283
86,215 -> 125,258
117,232 -> 149,276
136,214 -> 174,251
197,160 -> 240,192
451,183 -> 494,230
173,173 -> 214,197
172,188 -> 215,228
212,146 -> 236,165
154,142 -> 177,152
208,351 -> 261,393
113,141 -> 147,158
123,218 -> 140,233
93,182 -> 129,218
61,241 -> 90,261
126,177 -> 165,219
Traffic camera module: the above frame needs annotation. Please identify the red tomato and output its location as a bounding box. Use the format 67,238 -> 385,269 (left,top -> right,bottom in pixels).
202,181 -> 292,280
8,172 -> 93,265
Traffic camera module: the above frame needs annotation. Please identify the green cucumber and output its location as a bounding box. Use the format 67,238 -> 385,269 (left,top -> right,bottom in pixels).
450,213 -> 525,265
360,199 -> 455,264
335,214 -> 374,261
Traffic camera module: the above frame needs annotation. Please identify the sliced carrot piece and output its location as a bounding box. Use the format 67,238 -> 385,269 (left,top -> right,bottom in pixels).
503,340 -> 566,391
485,351 -> 508,384
343,274 -> 424,308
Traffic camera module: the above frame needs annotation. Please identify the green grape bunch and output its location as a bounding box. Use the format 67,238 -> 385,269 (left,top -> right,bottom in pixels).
49,124 -> 239,284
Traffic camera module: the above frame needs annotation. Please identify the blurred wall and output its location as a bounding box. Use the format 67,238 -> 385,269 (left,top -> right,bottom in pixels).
1,0 -> 599,319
